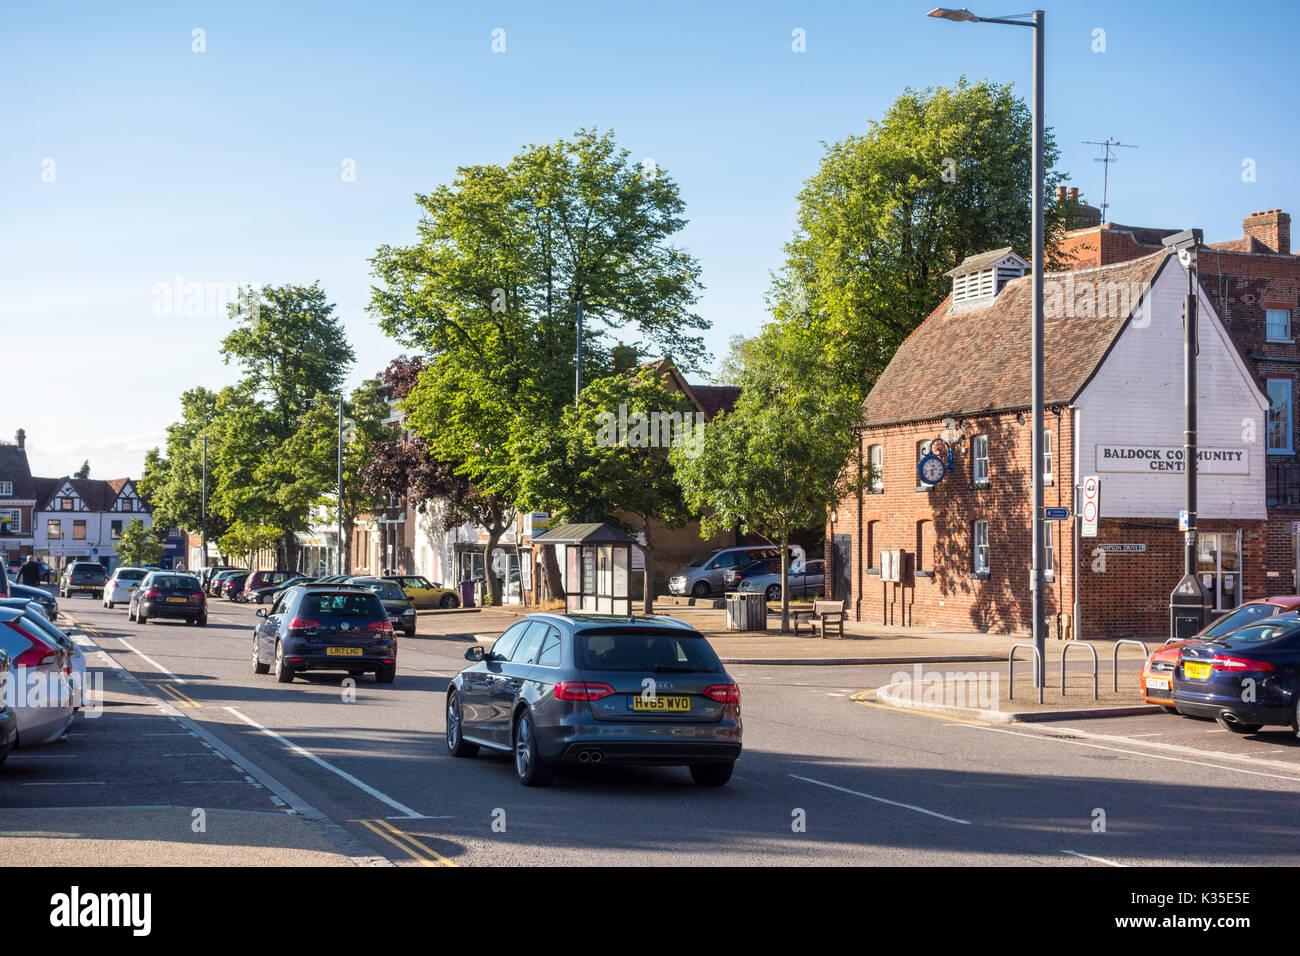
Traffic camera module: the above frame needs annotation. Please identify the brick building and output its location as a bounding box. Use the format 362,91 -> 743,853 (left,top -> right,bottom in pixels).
828,244 -> 1268,640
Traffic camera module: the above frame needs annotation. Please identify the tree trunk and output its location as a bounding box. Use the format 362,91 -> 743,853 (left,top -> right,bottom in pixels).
341,522 -> 353,575
541,544 -> 565,601
779,535 -> 791,632
482,529 -> 503,606
641,515 -> 655,616
281,532 -> 299,574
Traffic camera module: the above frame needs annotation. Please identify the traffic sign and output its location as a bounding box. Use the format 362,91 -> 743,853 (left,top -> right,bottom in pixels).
1044,507 -> 1069,521
91,547 -> 99,556
1081,475 -> 1100,538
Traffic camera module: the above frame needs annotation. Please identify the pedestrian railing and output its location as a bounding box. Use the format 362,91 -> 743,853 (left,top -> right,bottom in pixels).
1008,643 -> 1043,704
1060,642 -> 1098,700
1111,639 -> 1150,693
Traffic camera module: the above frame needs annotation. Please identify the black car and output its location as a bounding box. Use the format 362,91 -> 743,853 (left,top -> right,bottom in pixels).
251,575 -> 313,604
60,561 -> 107,599
446,613 -> 742,787
346,577 -> 417,636
128,572 -> 208,626
252,584 -> 397,683
9,583 -> 57,621
220,573 -> 250,601
1173,613 -> 1300,734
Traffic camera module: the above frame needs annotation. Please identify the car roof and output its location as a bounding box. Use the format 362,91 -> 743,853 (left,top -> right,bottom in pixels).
517,612 -> 697,632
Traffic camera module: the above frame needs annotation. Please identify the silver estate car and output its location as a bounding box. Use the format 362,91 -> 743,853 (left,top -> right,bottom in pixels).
445,613 -> 742,787
668,545 -> 800,598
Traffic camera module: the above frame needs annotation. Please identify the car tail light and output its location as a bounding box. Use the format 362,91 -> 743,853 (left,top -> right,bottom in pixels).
6,623 -> 57,667
368,619 -> 394,633
144,589 -> 161,599
704,683 -> 741,704
554,681 -> 615,701
192,591 -> 205,601
288,618 -> 321,632
1211,655 -> 1274,672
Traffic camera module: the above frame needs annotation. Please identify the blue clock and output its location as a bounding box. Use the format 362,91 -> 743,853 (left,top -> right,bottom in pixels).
918,454 -> 946,484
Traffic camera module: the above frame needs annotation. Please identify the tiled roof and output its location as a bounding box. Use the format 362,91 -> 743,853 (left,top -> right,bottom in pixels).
0,445 -> 35,498
862,249 -> 1173,427
35,476 -> 141,512
688,384 -> 742,419
945,246 -> 1018,276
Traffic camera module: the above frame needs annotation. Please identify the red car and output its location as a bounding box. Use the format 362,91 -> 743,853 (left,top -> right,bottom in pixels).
1141,595 -> 1300,709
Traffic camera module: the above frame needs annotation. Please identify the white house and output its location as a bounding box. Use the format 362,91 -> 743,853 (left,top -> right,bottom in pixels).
34,476 -> 152,572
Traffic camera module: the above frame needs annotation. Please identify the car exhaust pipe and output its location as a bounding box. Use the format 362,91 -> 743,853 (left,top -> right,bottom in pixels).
588,751 -> 602,764
577,750 -> 591,763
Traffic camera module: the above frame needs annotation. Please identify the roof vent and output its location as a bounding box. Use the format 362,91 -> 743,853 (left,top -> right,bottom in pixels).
945,247 -> 1029,305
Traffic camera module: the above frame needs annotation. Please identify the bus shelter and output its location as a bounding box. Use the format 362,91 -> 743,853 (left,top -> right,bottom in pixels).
531,523 -> 636,616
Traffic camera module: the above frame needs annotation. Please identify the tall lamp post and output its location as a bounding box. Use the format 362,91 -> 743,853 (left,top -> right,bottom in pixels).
305,394 -> 346,576
928,7 -> 1046,683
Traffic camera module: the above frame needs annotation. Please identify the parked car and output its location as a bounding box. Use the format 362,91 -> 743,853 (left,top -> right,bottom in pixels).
668,545 -> 806,598
251,575 -> 312,604
721,552 -> 782,591
1141,597 -> 1300,709
221,573 -> 250,601
0,606 -> 73,746
208,569 -> 245,597
251,584 -> 397,683
446,612 -> 742,787
1172,612 -> 1300,734
103,566 -> 149,609
198,565 -> 242,592
10,583 -> 57,621
738,559 -> 826,602
59,561 -> 107,600
240,570 -> 296,602
0,649 -> 17,764
9,605 -> 87,712
347,577 -> 417,635
382,575 -> 461,609
128,572 -> 208,626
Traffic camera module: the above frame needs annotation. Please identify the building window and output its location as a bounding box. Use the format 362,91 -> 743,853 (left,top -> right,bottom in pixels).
48,519 -> 61,539
122,498 -> 133,512
0,509 -> 19,533
73,520 -> 86,540
973,520 -> 989,574
917,440 -> 934,489
1043,429 -> 1054,483
1268,379 -> 1293,453
60,498 -> 73,511
972,435 -> 989,485
111,520 -> 123,539
868,444 -> 883,493
1042,522 -> 1054,580
1267,309 -> 1292,343
0,481 -> 11,496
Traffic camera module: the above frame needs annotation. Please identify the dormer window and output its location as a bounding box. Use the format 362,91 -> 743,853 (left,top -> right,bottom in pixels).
946,247 -> 1029,305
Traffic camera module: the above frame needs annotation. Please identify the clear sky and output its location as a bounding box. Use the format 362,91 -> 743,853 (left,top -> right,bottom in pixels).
4,0 -> 1297,481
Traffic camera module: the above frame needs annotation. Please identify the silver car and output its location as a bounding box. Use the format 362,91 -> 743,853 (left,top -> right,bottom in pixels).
668,545 -> 796,598
0,607 -> 73,747
738,559 -> 826,601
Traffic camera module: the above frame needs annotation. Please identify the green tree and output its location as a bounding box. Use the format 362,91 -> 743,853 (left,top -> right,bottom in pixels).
673,322 -> 866,630
371,129 -> 707,603
770,77 -> 1073,397
116,518 -> 164,567
73,460 -> 90,479
516,366 -> 695,613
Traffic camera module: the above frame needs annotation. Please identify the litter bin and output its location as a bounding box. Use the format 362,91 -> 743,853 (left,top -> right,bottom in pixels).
1169,572 -> 1212,639
725,591 -> 768,632
459,579 -> 475,609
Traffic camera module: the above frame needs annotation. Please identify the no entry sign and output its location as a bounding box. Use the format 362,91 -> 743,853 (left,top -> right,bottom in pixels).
1081,475 -> 1100,538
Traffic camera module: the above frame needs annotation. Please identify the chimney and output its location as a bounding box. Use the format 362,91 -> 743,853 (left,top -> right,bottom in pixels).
1243,209 -> 1291,255
15,429 -> 24,450
1068,187 -> 1079,202
1056,186 -> 1066,202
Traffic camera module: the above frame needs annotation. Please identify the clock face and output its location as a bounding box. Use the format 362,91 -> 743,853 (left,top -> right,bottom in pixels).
920,455 -> 945,484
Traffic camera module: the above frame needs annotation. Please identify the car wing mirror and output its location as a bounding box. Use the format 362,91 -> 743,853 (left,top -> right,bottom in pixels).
256,608 -> 266,618
465,645 -> 485,662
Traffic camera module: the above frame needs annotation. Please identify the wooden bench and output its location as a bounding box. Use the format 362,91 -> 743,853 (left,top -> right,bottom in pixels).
794,600 -> 846,639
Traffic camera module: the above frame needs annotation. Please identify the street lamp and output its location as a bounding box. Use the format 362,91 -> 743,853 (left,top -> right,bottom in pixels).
929,7 -> 1046,684
305,394 -> 346,576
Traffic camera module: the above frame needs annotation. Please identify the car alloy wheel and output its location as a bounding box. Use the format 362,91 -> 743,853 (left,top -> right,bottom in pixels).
513,710 -> 552,786
691,581 -> 710,598
253,639 -> 269,674
274,641 -> 294,683
445,691 -> 478,757
765,584 -> 780,602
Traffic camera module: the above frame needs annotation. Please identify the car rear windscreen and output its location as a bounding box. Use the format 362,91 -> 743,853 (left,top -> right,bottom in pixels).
152,575 -> 199,590
117,569 -> 148,580
364,582 -> 408,601
579,629 -> 723,672
1202,603 -> 1280,638
302,593 -> 385,618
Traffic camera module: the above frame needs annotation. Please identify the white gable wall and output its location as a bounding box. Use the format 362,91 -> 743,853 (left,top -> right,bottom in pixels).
1074,260 -> 1268,520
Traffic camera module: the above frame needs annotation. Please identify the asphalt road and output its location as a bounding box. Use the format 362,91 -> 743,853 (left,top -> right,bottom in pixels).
10,593 -> 1300,866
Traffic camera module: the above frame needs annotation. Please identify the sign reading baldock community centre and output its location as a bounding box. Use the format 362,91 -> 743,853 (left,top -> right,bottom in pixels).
1097,445 -> 1249,475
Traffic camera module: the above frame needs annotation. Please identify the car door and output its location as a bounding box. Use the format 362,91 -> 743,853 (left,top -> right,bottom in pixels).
258,592 -> 291,662
462,620 -> 527,744
491,621 -> 550,740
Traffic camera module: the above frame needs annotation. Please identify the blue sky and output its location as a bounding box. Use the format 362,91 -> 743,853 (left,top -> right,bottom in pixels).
3,0 -> 1297,480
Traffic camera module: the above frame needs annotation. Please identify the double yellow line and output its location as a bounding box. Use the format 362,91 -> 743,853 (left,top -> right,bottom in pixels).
159,684 -> 201,709
353,819 -> 458,867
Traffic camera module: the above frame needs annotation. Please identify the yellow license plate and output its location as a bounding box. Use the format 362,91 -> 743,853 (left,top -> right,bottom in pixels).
326,647 -> 363,657
1183,661 -> 1212,680
629,695 -> 690,712
165,596 -> 187,603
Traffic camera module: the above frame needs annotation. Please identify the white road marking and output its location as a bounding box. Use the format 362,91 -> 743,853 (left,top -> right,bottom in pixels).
112,637 -> 188,684
1061,849 -> 1127,867
21,782 -> 106,786
223,707 -> 427,819
826,693 -> 846,697
1125,733 -> 1163,738
789,774 -> 971,824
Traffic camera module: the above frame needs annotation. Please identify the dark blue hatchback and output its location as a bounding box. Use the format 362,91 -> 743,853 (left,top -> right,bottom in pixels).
1173,613 -> 1300,734
252,585 -> 398,684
